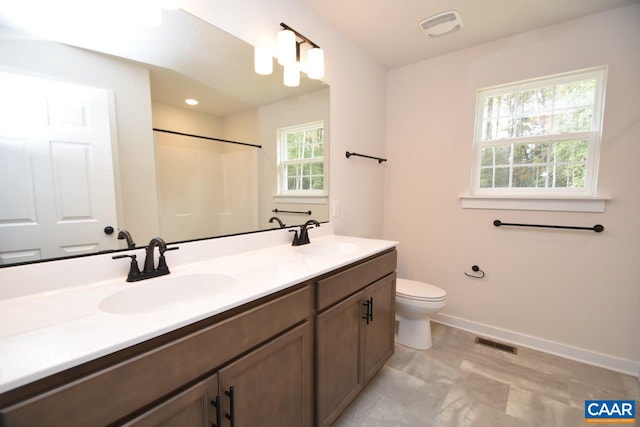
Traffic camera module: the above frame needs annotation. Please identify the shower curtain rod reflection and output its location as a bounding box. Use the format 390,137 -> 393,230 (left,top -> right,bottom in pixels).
153,128 -> 262,148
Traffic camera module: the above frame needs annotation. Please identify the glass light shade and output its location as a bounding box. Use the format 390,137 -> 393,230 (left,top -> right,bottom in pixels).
185,98 -> 198,105
283,62 -> 300,87
277,29 -> 296,65
306,47 -> 324,79
254,46 -> 273,75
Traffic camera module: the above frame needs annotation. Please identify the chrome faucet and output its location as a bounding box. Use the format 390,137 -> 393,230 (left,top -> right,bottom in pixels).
112,236 -> 179,282
290,220 -> 320,246
269,216 -> 286,228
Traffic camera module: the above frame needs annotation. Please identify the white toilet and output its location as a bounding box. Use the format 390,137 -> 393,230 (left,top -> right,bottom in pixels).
395,278 -> 447,350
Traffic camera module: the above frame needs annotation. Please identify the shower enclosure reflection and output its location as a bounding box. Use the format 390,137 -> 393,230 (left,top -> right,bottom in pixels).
155,130 -> 260,242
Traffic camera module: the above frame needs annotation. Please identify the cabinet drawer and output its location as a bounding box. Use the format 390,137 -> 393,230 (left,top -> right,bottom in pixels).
0,285 -> 312,427
316,250 -> 397,311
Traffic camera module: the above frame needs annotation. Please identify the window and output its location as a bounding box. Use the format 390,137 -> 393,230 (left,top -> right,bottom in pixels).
278,121 -> 326,195
471,67 -> 606,196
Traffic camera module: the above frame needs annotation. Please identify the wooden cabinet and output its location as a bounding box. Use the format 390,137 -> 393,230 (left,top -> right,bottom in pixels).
123,375 -> 219,427
126,321 -> 313,427
0,285 -> 313,427
218,322 -> 313,427
0,248 -> 397,427
315,251 -> 397,426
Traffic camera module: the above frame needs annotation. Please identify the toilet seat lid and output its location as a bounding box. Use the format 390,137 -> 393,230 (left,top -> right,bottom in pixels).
396,279 -> 446,301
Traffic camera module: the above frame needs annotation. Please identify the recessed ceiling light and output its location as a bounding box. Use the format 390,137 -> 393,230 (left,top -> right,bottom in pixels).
185,98 -> 198,106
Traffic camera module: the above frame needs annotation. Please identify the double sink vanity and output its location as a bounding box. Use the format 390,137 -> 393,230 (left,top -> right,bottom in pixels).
0,224 -> 397,426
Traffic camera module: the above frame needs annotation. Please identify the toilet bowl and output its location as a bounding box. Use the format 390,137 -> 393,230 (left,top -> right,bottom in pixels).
395,279 -> 447,350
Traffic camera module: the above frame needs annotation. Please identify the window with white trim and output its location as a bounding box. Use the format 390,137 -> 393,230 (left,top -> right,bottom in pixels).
472,67 -> 606,196
277,121 -> 326,195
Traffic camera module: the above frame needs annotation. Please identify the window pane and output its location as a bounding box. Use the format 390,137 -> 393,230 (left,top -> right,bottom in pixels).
481,147 -> 494,166
552,107 -> 593,133
554,79 -> 596,109
312,176 -> 323,190
513,143 -> 548,165
553,139 -> 589,163
481,145 -> 511,166
512,165 -> 546,187
480,168 -> 493,188
302,177 -> 310,189
495,167 -> 510,187
551,164 -> 585,188
311,162 -> 323,174
287,177 -> 297,190
287,142 -> 299,160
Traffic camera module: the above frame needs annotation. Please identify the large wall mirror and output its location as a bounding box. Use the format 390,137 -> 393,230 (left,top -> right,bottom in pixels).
0,6 -> 329,266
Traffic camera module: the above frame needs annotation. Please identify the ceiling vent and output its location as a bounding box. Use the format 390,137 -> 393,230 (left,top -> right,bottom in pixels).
419,10 -> 463,38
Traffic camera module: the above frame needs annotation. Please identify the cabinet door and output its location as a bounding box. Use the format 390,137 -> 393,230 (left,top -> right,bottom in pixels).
315,291 -> 365,427
122,374 -> 219,427
217,321 -> 313,427
362,273 -> 396,384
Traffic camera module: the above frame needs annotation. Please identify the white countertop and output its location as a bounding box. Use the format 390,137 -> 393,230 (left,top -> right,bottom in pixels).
0,230 -> 397,393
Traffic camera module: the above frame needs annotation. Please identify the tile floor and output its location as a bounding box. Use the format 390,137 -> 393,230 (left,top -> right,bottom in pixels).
333,323 -> 640,427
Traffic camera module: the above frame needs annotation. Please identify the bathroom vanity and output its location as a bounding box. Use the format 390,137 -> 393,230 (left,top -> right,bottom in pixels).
0,229 -> 397,427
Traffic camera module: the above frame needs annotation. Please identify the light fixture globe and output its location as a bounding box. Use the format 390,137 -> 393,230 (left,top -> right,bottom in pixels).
284,62 -> 300,87
254,46 -> 273,75
306,47 -> 324,79
277,29 -> 296,65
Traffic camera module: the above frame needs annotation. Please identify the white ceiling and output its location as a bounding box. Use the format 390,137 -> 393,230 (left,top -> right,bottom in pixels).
300,0 -> 639,69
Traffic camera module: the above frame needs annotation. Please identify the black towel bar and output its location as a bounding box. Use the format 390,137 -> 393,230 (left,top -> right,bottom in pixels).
345,151 -> 387,163
493,220 -> 604,233
272,209 -> 312,215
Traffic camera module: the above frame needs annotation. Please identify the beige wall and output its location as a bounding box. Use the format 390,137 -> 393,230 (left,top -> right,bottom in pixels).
384,5 -> 640,370
182,0 -> 388,238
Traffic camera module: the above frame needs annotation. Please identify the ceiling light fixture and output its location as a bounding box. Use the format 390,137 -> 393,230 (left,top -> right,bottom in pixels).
185,98 -> 198,106
419,10 -> 463,38
255,22 -> 324,87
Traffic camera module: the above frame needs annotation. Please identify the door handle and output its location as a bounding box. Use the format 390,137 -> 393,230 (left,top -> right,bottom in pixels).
225,386 -> 235,427
210,395 -> 221,427
368,297 -> 374,323
362,299 -> 371,325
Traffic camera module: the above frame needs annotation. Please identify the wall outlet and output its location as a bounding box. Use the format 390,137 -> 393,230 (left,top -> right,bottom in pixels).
332,200 -> 340,217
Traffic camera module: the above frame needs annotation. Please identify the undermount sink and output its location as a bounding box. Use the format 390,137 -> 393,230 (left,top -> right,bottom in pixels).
297,241 -> 358,257
100,273 -> 235,315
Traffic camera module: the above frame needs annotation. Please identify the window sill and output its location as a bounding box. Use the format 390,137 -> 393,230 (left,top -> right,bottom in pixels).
459,194 -> 611,213
273,195 -> 328,205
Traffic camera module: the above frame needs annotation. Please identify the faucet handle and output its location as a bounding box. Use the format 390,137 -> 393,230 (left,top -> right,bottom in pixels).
112,254 -> 142,282
289,229 -> 300,246
161,245 -> 180,255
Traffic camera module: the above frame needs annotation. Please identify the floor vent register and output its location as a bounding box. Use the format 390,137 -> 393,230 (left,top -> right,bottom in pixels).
474,337 -> 518,355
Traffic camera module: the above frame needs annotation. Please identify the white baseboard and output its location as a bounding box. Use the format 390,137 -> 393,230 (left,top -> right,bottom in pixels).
432,313 -> 640,377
